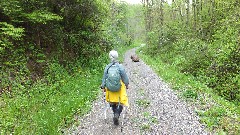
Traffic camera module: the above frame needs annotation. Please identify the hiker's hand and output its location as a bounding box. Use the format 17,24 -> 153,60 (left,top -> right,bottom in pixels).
100,86 -> 106,92
100,87 -> 106,92
126,85 -> 129,89
102,88 -> 106,92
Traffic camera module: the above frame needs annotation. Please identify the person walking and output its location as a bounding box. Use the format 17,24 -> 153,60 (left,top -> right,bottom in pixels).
100,50 -> 129,125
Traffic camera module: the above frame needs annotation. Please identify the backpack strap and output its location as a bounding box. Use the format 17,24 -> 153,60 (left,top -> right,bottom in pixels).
106,62 -> 116,74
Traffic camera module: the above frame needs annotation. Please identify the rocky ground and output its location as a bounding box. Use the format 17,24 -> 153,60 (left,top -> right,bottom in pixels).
65,48 -> 209,135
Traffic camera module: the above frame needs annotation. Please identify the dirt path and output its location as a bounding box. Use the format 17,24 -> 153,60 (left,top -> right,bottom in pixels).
66,48 -> 209,135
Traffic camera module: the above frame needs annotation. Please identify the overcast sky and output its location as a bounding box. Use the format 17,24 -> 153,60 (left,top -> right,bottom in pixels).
121,0 -> 141,4
121,0 -> 172,4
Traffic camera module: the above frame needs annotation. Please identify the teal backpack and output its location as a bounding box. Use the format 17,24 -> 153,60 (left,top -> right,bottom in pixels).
106,63 -> 121,92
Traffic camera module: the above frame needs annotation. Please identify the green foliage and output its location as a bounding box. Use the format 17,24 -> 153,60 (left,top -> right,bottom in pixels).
0,22 -> 24,40
0,22 -> 24,55
0,0 -> 23,21
24,10 -> 63,24
0,0 -> 132,134
125,4 -> 145,43
0,0 -> 121,89
139,111 -> 158,132
140,123 -> 151,131
183,89 -> 198,99
142,0 -> 240,103
197,107 -> 226,130
136,99 -> 150,108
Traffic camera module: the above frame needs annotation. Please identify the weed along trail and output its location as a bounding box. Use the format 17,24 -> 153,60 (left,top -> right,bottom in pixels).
67,48 -> 209,135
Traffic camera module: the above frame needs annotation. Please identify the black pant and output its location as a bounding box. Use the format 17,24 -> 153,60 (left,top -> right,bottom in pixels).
111,104 -> 123,115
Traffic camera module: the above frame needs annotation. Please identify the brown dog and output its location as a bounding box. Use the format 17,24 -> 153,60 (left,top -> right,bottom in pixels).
131,55 -> 140,62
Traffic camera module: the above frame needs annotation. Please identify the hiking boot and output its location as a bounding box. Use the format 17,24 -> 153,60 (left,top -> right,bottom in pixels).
113,113 -> 119,125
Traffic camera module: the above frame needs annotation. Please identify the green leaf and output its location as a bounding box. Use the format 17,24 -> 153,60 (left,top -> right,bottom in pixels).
24,10 -> 63,24
0,22 -> 24,40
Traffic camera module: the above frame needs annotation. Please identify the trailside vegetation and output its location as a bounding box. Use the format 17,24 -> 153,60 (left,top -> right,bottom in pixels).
140,0 -> 239,134
0,0 -> 132,134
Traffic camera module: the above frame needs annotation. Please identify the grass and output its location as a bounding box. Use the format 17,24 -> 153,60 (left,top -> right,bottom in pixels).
136,99 -> 150,108
137,47 -> 240,134
182,89 -> 198,99
0,69 -> 102,134
140,112 -> 158,132
138,88 -> 145,96
140,123 -> 151,131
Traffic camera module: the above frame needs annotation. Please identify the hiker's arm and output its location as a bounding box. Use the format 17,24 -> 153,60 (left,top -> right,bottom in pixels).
101,65 -> 108,89
119,65 -> 129,88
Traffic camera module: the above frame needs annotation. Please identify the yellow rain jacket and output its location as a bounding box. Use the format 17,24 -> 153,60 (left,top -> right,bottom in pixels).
105,81 -> 129,106
101,62 -> 129,106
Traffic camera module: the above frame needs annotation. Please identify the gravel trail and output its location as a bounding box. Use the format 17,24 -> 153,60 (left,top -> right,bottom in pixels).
66,48 -> 209,135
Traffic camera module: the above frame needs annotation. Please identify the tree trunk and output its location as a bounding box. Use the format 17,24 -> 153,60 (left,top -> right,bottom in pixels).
186,0 -> 190,26
158,0 -> 164,48
195,0 -> 204,38
199,0 -> 203,38
172,0 -> 176,20
143,0 -> 153,46
211,0 -> 215,23
178,3 -> 184,22
193,0 -> 197,31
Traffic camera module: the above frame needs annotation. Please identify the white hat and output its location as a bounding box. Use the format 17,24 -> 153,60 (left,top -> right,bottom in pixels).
109,50 -> 118,62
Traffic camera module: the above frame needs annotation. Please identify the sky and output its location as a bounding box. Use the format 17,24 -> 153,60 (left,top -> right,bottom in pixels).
121,0 -> 172,4
121,0 -> 141,4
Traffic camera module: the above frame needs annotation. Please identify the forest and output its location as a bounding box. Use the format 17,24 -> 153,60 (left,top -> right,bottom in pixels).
142,0 -> 239,103
0,0 -> 239,134
139,0 -> 239,134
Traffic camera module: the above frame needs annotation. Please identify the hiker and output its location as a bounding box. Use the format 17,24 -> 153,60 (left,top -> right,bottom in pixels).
100,50 -> 129,125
